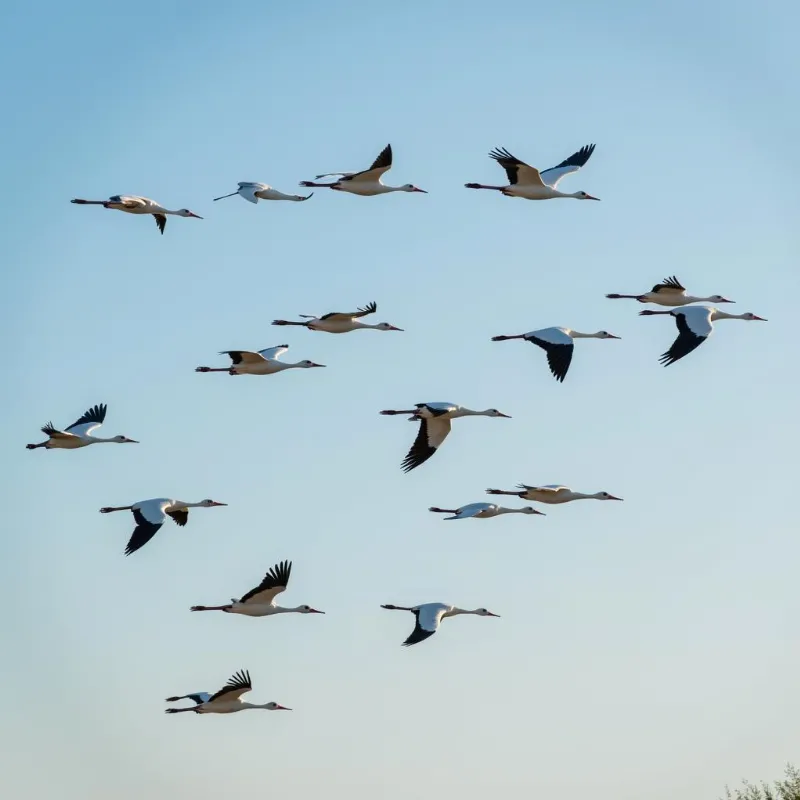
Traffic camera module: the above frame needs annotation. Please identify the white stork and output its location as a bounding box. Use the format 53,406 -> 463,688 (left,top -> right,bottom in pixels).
165,670 -> 291,714
486,485 -> 623,503
379,402 -> 511,472
299,144 -> 427,195
428,502 -> 544,520
606,276 -> 734,306
639,306 -> 767,366
212,182 -> 313,203
190,560 -> 325,617
492,327 -> 620,382
381,602 -> 499,647
70,195 -> 201,234
272,301 -> 403,333
465,144 -> 599,200
26,404 -> 137,450
99,498 -> 227,556
195,345 -> 325,375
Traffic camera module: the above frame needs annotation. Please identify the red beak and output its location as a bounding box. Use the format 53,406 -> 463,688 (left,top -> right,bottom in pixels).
309,362 -> 326,368
487,612 -> 501,617
607,495 -> 624,501
276,705 -> 292,711
388,325 -> 404,331
585,194 -> 601,201
189,212 -> 203,219
309,608 -> 325,614
211,501 -> 228,506
414,188 -> 428,193
752,315 -> 767,321
497,412 -> 512,418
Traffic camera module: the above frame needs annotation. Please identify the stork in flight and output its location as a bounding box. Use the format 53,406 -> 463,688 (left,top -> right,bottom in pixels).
381,603 -> 500,647
26,404 -> 137,450
299,144 -> 427,196
380,402 -> 511,472
272,301 -> 403,334
639,306 -> 767,366
99,497 -> 227,555
165,670 -> 291,715
465,144 -> 599,200
428,502 -> 544,520
70,195 -> 202,234
190,560 -> 325,617
487,485 -> 623,504
213,182 -> 313,203
195,345 -> 325,375
606,276 -> 734,306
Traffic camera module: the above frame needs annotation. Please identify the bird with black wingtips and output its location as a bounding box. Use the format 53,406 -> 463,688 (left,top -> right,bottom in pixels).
195,344 -> 325,375
465,143 -> 599,200
98,497 -> 227,555
26,403 -> 138,450
381,603 -> 500,647
428,502 -> 544,520
190,560 -> 325,617
70,195 -> 202,234
272,301 -> 403,333
606,276 -> 734,306
491,327 -> 620,382
379,402 -> 511,473
299,144 -> 427,195
165,670 -> 291,715
487,484 -> 623,504
639,306 -> 767,366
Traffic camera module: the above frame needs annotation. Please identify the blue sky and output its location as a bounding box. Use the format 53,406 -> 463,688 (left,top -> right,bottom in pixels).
2,1 -> 799,797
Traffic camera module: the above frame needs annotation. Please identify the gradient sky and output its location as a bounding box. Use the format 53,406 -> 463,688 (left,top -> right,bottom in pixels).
2,2 -> 799,798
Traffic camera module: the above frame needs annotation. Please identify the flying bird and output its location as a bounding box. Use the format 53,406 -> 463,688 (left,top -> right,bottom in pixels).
195,345 -> 325,375
381,602 -> 499,647
272,301 -> 403,333
639,306 -> 767,366
299,144 -> 427,196
26,404 -> 137,450
380,402 -> 511,473
70,195 -> 202,234
606,276 -> 734,306
212,182 -> 313,203
491,327 -> 620,382
190,560 -> 325,617
487,485 -> 623,504
165,670 -> 291,715
465,144 -> 599,200
99,497 -> 227,555
428,503 -> 544,520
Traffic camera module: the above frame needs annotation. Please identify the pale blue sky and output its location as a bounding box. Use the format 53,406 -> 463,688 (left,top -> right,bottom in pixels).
2,2 -> 799,798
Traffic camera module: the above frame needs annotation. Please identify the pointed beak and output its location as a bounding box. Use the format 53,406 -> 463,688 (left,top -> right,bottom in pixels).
276,705 -> 292,711
607,495 -> 624,501
487,612 -> 501,617
497,412 -> 512,418
414,188 -> 428,193
309,608 -> 325,614
752,315 -> 767,321
532,509 -> 546,515
310,362 -> 326,367
211,502 -> 228,507
720,298 -> 735,303
388,325 -> 404,331
124,438 -> 139,443
585,194 -> 601,201
189,212 -> 203,219
607,334 -> 622,339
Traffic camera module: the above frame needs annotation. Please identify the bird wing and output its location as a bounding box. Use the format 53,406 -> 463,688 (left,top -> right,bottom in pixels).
658,308 -> 712,367
401,417 -> 451,473
167,509 -> 189,527
238,184 -> 262,204
319,301 -> 377,321
258,345 -> 289,361
455,503 -> 492,518
207,670 -> 252,703
489,147 -> 544,187
539,144 -> 596,188
125,507 -> 166,556
341,144 -> 392,182
220,350 -> 268,365
239,560 -> 292,605
651,276 -> 686,294
527,332 -> 574,383
40,423 -> 77,440
110,195 -> 148,208
403,604 -> 446,646
420,402 -> 458,416
153,214 -> 167,234
65,403 -> 108,437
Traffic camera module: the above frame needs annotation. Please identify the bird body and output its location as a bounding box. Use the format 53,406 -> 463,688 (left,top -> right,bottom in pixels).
299,144 -> 427,196
640,306 -> 766,366
190,560 -> 325,617
165,670 -> 290,715
99,497 -> 227,555
486,485 -> 623,503
381,602 -> 499,646
272,301 -> 402,333
213,182 -> 313,203
70,195 -> 202,234
429,502 -> 544,520
606,276 -> 733,306
380,402 -> 511,472
492,327 -> 620,382
195,345 -> 325,375
26,404 -> 137,450
465,144 -> 599,200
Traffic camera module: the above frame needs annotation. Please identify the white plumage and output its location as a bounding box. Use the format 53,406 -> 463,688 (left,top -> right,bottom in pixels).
428,502 -> 544,520
486,485 -> 623,504
165,670 -> 291,715
70,195 -> 202,234
195,344 -> 325,375
26,404 -> 138,450
213,182 -> 313,203
606,276 -> 734,307
380,602 -> 500,647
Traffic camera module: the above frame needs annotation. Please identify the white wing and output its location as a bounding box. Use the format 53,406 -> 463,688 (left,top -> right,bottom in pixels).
66,422 -> 101,437
259,345 -> 289,361
538,485 -> 569,492
416,603 -> 448,632
110,195 -> 150,208
422,402 -> 459,414
426,417 -> 451,449
237,183 -> 263,204
134,498 -> 171,525
539,144 -> 596,188
529,327 -> 573,345
456,503 -> 494,518
680,306 -> 714,337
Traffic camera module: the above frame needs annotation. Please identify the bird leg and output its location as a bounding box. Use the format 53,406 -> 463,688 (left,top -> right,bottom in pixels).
429,507 -> 458,514
25,441 -> 47,450
272,320 -> 310,327
380,604 -> 413,611
485,489 -> 519,496
464,183 -> 505,190
212,191 -> 239,201
299,181 -> 337,188
99,506 -> 133,513
190,605 -> 232,612
491,334 -> 525,341
70,198 -> 106,204
379,409 -> 417,415
194,366 -> 229,372
638,310 -> 671,316
165,707 -> 197,714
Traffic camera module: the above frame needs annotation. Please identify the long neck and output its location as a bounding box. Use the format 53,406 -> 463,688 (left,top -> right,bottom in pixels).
174,500 -> 204,509
452,408 -> 483,418
711,310 -> 745,321
568,331 -> 598,339
444,607 -> 467,618
495,507 -> 521,515
89,436 -> 121,443
271,605 -> 304,614
239,702 -> 271,710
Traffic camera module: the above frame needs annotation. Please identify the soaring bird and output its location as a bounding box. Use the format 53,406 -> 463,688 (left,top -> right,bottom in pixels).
272,301 -> 403,334
195,345 -> 325,375
26,404 -> 137,450
381,603 -> 499,647
212,182 -> 313,203
606,276 -> 733,306
70,195 -> 201,234
487,485 -> 623,504
165,670 -> 291,715
428,503 -> 544,520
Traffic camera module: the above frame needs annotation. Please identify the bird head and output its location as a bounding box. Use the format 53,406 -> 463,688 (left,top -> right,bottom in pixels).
596,492 -> 624,501
709,295 -> 735,303
200,499 -> 227,507
299,605 -> 325,614
475,608 -> 501,618
178,209 -> 203,218
521,506 -> 545,515
113,435 -> 139,443
484,408 -> 511,418
402,184 -> 427,193
377,322 -> 403,331
298,360 -> 326,368
596,331 -> 621,339
574,190 -> 600,200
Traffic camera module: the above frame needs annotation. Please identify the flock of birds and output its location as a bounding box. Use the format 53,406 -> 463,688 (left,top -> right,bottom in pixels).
37,141 -> 767,716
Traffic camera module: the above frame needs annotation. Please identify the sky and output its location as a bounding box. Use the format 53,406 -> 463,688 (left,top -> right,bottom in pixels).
1,1 -> 799,797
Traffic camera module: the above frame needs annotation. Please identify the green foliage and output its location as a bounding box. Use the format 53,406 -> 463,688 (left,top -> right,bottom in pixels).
722,765 -> 800,800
